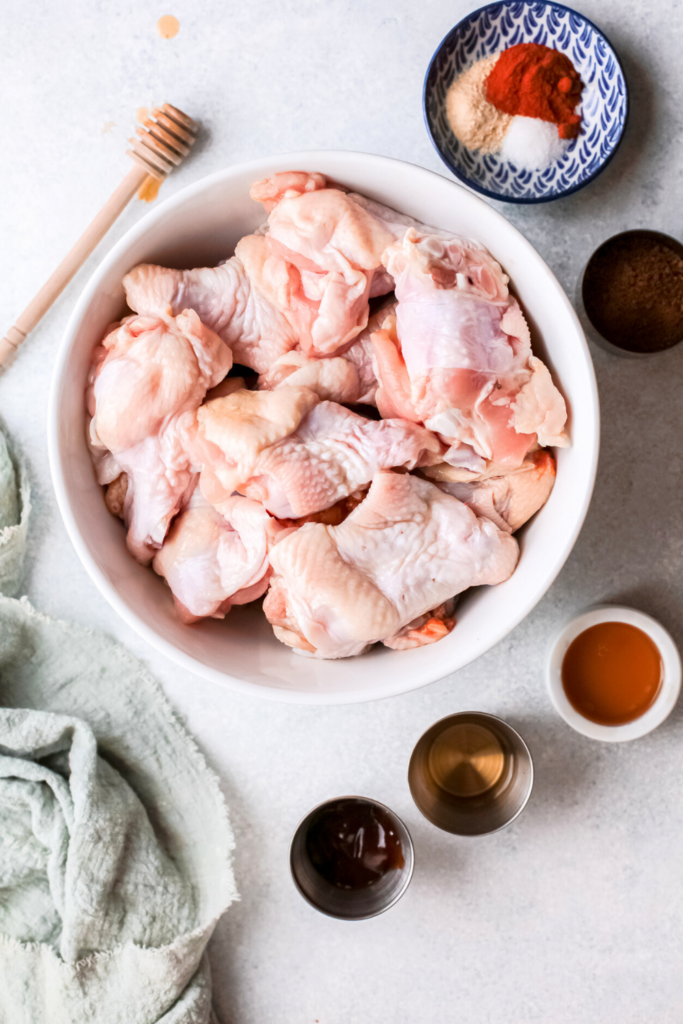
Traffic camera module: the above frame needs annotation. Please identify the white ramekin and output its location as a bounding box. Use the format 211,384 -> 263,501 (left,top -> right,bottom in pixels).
546,605 -> 682,742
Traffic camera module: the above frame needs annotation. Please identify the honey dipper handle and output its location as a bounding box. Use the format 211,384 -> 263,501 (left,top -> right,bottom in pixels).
0,163 -> 150,372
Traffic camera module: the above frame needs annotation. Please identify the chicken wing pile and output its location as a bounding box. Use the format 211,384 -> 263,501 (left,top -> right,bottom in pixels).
86,171 -> 567,660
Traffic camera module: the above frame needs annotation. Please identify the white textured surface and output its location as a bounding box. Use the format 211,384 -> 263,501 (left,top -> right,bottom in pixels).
1,1 -> 682,1021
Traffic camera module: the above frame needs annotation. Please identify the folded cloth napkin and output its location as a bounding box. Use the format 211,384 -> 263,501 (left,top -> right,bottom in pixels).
0,428 -> 30,596
0,427 -> 237,1024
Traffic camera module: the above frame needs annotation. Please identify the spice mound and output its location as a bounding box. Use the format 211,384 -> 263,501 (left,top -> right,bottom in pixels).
486,43 -> 583,139
582,231 -> 683,353
446,42 -> 584,171
446,55 -> 512,155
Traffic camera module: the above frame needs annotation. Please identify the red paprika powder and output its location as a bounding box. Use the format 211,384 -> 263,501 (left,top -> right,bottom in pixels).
485,43 -> 584,138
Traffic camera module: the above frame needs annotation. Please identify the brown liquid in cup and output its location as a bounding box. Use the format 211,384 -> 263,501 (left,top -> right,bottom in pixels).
561,621 -> 663,726
305,799 -> 405,890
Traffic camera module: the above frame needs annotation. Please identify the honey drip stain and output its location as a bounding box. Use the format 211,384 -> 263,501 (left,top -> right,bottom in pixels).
137,176 -> 162,203
157,15 -> 179,39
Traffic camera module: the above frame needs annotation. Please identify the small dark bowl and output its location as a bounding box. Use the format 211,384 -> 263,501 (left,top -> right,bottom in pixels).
423,0 -> 628,203
580,230 -> 683,356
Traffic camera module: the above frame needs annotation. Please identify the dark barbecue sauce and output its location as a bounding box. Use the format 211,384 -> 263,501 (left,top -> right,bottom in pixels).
305,799 -> 405,890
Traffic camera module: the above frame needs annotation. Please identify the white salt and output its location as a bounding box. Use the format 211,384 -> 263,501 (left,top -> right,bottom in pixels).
500,116 -> 570,170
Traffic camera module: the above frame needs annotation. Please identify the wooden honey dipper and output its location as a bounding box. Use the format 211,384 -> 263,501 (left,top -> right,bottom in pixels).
0,103 -> 198,372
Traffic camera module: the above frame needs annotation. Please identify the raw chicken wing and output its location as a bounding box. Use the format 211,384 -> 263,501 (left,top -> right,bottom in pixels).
125,172 -> 436,371
250,172 -> 396,356
424,449 -> 556,533
193,387 -> 442,519
123,233 -> 299,374
372,229 -> 568,469
257,301 -> 393,404
88,310 -> 232,562
153,487 -> 287,623
251,172 -> 448,358
264,471 -> 519,659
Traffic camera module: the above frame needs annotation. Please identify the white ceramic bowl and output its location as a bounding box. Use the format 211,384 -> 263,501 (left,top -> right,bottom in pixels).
546,606 -> 682,741
49,151 -> 599,704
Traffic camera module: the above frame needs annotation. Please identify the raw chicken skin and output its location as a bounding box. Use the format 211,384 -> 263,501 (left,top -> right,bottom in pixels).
251,172 -> 446,246
124,173 -> 439,372
264,471 -> 519,659
372,229 -> 568,469
123,233 -> 299,374
193,387 -> 443,519
88,310 -> 232,563
192,385 -> 320,508
257,301 -> 393,405
251,172 -> 396,278
250,172 -> 446,358
424,449 -> 556,533
152,487 -> 287,623
250,173 -> 395,357
249,170 -> 328,213
257,349 -> 361,404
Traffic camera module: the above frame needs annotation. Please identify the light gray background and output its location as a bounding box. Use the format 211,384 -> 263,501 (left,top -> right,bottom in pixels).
1,1 -> 682,1021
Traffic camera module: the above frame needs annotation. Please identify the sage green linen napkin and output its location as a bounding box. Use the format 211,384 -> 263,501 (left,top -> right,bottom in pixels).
0,429 -> 30,596
0,428 -> 237,1024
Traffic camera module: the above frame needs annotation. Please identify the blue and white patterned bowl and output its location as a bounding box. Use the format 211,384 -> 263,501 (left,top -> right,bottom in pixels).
424,1 -> 628,203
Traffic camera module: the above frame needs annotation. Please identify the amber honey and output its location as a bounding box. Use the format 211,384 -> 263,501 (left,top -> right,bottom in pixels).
561,622 -> 663,726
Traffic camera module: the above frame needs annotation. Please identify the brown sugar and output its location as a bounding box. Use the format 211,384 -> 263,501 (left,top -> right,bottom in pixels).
582,231 -> 683,353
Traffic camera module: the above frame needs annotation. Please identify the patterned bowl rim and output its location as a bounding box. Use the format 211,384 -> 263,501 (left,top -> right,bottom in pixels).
423,0 -> 630,205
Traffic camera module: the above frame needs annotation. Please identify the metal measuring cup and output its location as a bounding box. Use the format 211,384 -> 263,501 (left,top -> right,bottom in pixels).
290,796 -> 415,920
408,712 -> 533,836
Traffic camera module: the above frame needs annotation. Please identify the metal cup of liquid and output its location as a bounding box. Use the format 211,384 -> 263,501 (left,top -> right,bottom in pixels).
408,712 -> 533,836
290,796 -> 415,920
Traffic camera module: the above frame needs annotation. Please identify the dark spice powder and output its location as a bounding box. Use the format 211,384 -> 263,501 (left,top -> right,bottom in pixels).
582,231 -> 683,353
